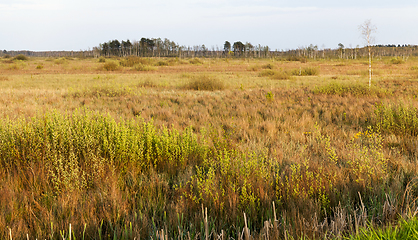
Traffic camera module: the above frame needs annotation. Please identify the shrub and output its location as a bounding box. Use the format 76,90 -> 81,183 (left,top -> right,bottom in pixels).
3,54 -> 11,59
247,65 -> 259,71
390,57 -> 404,64
313,82 -> 387,96
98,57 -> 106,63
286,55 -> 307,62
155,60 -> 169,66
138,80 -> 158,88
258,69 -> 290,80
258,69 -> 276,77
54,58 -> 67,65
261,63 -> 275,69
7,64 -> 19,70
291,67 -> 319,76
119,56 -> 149,67
374,103 -> 418,136
183,75 -> 225,91
302,67 -> 319,75
103,62 -> 119,71
36,65 -> 44,69
13,54 -> 28,61
133,64 -> 156,71
189,58 -> 203,64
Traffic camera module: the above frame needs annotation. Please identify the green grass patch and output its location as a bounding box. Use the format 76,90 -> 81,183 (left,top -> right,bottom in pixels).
313,82 -> 387,96
374,103 -> 418,136
344,218 -> 418,240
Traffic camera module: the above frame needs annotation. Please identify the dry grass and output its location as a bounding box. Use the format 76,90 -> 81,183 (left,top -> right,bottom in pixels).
1,57 -> 418,239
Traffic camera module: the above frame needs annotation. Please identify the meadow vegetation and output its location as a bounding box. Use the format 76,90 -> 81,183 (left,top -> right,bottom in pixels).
1,56 -> 418,239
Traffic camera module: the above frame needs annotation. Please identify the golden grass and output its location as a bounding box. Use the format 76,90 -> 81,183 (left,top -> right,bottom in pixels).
1,56 -> 418,239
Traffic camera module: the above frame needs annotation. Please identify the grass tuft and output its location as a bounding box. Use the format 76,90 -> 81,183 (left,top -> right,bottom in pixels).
183,75 -> 225,91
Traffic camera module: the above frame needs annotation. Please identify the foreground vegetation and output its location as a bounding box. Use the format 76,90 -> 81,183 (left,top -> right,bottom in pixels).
1,55 -> 418,239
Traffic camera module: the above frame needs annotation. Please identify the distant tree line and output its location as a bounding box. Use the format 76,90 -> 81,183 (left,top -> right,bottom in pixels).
93,38 -> 273,58
2,40 -> 418,59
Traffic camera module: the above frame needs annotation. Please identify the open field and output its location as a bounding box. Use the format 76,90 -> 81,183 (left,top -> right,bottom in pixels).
1,55 -> 418,239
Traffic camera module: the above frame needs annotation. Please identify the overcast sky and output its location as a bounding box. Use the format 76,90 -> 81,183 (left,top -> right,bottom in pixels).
1,0 -> 417,51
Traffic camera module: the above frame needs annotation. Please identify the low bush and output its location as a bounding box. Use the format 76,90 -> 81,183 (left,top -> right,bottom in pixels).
98,57 -> 106,63
390,57 -> 404,64
189,58 -> 203,64
183,75 -> 225,91
374,103 -> 418,136
133,64 -> 156,71
247,65 -> 259,71
36,65 -> 44,69
138,80 -> 158,88
291,67 -> 319,76
54,58 -> 67,65
286,55 -> 307,62
258,69 -> 290,80
13,54 -> 28,61
119,56 -> 150,67
155,60 -> 169,66
103,62 -> 119,71
313,82 -> 387,97
261,63 -> 275,69
3,54 -> 11,59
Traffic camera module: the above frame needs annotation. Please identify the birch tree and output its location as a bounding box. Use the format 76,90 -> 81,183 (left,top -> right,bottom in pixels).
359,20 -> 377,88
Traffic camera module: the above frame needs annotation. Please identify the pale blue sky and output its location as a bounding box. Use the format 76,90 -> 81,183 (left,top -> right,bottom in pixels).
1,0 -> 417,51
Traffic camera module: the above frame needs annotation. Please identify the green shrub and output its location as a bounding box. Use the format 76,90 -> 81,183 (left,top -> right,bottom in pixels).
189,58 -> 203,64
374,103 -> 418,136
103,62 -> 119,71
258,69 -> 276,77
286,55 -> 306,62
133,64 -> 156,71
138,80 -> 158,88
247,65 -> 259,71
13,54 -> 28,61
261,63 -> 275,69
313,82 -> 387,96
98,57 -> 106,63
258,69 -> 290,80
291,67 -> 319,76
36,65 -> 44,69
390,57 -> 404,64
54,58 -> 67,65
119,56 -> 149,67
155,60 -> 169,66
183,75 -> 225,91
3,54 -> 11,59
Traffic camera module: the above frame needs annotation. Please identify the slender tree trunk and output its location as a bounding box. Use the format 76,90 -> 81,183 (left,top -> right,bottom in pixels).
368,45 -> 371,88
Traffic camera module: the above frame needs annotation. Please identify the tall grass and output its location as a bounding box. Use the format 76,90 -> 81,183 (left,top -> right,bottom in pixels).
3,57 -> 418,239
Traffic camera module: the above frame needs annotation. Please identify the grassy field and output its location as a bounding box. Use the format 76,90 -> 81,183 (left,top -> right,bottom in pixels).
1,55 -> 418,239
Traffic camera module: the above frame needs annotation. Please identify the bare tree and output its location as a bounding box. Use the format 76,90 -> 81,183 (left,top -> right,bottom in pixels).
359,19 -> 377,88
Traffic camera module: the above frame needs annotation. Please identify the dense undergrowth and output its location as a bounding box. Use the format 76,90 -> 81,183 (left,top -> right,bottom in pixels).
2,57 -> 418,239
1,102 -> 418,239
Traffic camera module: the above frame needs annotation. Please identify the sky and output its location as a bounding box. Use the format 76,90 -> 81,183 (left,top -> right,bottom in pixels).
1,0 -> 417,51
